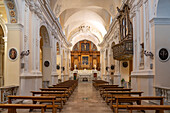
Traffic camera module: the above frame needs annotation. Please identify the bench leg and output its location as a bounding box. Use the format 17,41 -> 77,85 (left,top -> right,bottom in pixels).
156,110 -> 164,113
8,108 -> 16,113
129,110 -> 132,113
41,108 -> 45,113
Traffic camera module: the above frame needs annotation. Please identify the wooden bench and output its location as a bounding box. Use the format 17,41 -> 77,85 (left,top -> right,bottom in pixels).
31,91 -> 68,109
126,105 -> 170,113
8,96 -> 58,113
100,87 -> 125,96
105,91 -> 143,104
0,104 -> 46,113
40,88 -> 71,96
101,88 -> 132,98
112,96 -> 164,113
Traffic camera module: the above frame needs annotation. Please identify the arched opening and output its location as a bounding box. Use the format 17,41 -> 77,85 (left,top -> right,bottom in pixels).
40,38 -> 43,73
0,25 -> 4,87
39,26 -> 51,88
56,42 -> 61,80
110,42 -> 116,84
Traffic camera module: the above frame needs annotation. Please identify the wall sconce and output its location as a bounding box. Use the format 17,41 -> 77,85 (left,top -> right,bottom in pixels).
144,50 -> 154,59
20,50 -> 30,59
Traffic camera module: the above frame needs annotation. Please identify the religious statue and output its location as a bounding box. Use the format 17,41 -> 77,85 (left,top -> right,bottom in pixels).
94,64 -> 96,70
74,65 -> 77,70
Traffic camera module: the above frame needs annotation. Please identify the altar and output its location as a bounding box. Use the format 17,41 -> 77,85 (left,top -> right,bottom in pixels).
78,69 -> 92,81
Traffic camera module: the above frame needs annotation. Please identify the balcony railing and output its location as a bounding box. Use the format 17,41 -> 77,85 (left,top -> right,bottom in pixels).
112,39 -> 133,61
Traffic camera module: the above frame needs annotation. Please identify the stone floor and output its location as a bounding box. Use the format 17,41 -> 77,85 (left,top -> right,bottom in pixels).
60,81 -> 113,113
1,81 -> 170,113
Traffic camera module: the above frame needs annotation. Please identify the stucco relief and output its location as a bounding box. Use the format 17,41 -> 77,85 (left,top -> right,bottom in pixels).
4,0 -> 17,23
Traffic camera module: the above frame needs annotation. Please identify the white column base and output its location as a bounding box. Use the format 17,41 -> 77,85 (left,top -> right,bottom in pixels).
61,73 -> 64,82
102,74 -> 105,80
113,74 -> 121,86
131,70 -> 154,96
65,75 -> 69,81
51,74 -> 59,85
20,73 -> 42,96
106,74 -> 110,83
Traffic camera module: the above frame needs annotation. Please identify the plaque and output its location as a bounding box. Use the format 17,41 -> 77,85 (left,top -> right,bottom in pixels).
57,65 -> 60,70
122,62 -> 128,68
111,65 -> 115,70
44,61 -> 50,67
159,48 -> 169,61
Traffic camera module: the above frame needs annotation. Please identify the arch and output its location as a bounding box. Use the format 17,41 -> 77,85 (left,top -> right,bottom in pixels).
156,0 -> 170,17
70,33 -> 100,50
0,18 -> 7,37
0,25 -> 5,87
39,25 -> 52,88
40,25 -> 50,46
72,40 -> 98,51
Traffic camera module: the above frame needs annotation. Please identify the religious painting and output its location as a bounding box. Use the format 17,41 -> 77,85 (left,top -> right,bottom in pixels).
73,43 -> 79,51
8,48 -> 18,61
91,43 -> 97,51
81,43 -> 89,51
82,56 -> 89,65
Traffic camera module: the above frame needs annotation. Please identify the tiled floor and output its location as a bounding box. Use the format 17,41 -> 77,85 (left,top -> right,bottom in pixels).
1,81 -> 170,113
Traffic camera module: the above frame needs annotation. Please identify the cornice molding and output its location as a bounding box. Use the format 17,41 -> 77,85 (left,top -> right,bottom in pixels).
150,17 -> 170,26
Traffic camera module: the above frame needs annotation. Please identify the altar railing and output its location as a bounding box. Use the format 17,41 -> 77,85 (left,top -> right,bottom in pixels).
0,85 -> 19,104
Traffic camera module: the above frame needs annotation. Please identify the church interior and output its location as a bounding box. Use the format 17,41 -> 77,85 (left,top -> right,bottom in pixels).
0,0 -> 170,113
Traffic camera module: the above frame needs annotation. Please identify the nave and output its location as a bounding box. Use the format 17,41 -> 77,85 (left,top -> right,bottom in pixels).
1,80 -> 170,113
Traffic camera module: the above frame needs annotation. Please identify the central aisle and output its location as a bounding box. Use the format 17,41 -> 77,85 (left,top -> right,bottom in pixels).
61,81 -> 113,113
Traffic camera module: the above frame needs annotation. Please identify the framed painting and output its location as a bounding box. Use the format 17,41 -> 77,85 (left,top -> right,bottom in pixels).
81,55 -> 89,65
81,43 -> 89,51
8,47 -> 18,61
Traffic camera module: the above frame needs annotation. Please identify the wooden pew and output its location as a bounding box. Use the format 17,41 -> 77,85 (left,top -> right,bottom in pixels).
105,91 -> 143,104
40,88 -> 71,97
31,91 -> 68,110
101,88 -> 132,98
0,104 -> 46,113
127,105 -> 170,113
112,96 -> 164,113
8,96 -> 58,113
92,80 -> 109,89
100,87 -> 125,96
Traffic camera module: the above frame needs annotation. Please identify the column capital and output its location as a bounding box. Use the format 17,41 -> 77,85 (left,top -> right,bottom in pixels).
6,23 -> 24,31
3,37 -> 7,43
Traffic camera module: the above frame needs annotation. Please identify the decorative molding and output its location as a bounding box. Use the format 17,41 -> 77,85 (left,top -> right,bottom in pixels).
4,0 -> 17,23
150,18 -> 170,26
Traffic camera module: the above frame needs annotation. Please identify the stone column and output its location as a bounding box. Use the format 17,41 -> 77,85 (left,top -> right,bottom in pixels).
114,60 -> 121,85
0,37 -> 6,87
4,24 -> 23,86
51,37 -> 58,85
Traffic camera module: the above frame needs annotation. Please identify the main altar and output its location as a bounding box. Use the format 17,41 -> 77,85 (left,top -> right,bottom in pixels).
71,69 -> 100,81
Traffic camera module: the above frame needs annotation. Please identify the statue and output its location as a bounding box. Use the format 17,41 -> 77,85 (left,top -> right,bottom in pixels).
74,65 -> 77,70
94,64 -> 96,70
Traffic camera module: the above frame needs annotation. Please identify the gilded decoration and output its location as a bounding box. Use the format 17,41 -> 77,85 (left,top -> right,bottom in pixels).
11,18 -> 17,23
7,1 -> 14,9
10,10 -> 15,17
71,40 -> 100,70
4,0 -> 17,23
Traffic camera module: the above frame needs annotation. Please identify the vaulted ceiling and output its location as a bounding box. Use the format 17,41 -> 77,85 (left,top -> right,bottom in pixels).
50,0 -> 122,46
